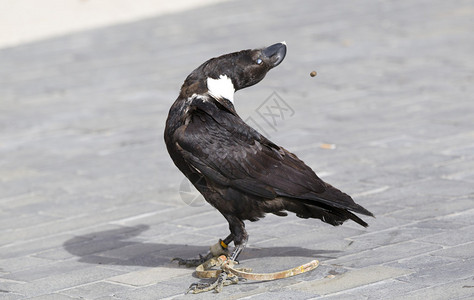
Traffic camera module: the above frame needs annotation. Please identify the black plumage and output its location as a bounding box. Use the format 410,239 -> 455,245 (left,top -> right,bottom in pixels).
165,42 -> 373,264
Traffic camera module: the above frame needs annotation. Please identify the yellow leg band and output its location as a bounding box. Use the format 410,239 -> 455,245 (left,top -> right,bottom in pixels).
220,239 -> 228,249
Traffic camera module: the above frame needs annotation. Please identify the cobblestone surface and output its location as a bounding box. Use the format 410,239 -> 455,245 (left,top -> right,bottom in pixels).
1,0 -> 473,299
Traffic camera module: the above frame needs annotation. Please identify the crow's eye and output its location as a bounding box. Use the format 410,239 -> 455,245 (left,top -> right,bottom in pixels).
256,58 -> 263,65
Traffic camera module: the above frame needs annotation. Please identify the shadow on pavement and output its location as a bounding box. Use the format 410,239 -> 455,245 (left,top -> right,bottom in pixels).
63,225 -> 340,268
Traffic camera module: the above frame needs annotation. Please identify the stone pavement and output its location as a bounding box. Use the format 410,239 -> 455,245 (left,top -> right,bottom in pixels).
0,0 -> 473,299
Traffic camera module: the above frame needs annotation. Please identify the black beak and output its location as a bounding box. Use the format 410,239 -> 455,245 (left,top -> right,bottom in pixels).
262,42 -> 287,67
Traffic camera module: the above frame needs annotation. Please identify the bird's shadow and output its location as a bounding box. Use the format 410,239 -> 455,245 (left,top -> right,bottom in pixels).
63,225 -> 341,268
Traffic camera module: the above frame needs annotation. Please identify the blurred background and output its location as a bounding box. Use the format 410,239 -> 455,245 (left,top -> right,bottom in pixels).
0,0 -> 225,48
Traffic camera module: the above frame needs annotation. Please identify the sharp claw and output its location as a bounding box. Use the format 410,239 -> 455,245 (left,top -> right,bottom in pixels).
186,281 -> 216,294
185,283 -> 201,294
171,257 -> 189,266
172,252 -> 215,267
186,271 -> 238,294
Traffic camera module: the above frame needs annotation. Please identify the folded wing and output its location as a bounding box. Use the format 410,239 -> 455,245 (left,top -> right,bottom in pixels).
175,96 -> 373,218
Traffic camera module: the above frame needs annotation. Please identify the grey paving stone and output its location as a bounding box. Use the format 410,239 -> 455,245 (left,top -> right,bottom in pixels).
310,279 -> 427,300
325,241 -> 442,268
348,226 -> 444,247
4,260 -> 95,283
0,293 -> 24,300
111,282 -> 189,299
410,219 -> 469,230
388,253 -> 460,271
389,277 -> 474,300
430,242 -> 474,260
0,279 -> 25,300
246,289 -> 319,300
348,279 -> 428,300
60,281 -> 133,299
32,247 -> 84,261
309,293 -> 367,300
290,265 -> 412,295
388,196 -> 474,221
417,225 -> 474,246
0,256 -> 54,275
438,208 -> 474,226
8,267 -> 124,298
0,213 -> 60,232
397,258 -> 474,286
106,266 -> 192,286
0,234 -> 89,260
167,209 -> 232,229
26,294 -> 78,300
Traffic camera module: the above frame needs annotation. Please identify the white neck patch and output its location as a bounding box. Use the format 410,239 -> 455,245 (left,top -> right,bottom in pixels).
207,75 -> 235,103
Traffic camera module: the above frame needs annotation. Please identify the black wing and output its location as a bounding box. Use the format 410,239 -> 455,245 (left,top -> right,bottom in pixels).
174,96 -> 372,216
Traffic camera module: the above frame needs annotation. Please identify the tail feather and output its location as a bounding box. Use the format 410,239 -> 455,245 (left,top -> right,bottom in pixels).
283,197 -> 372,227
309,183 -> 374,217
277,184 -> 374,218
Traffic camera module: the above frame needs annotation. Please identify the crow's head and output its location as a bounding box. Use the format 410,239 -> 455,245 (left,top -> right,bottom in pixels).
181,42 -> 287,101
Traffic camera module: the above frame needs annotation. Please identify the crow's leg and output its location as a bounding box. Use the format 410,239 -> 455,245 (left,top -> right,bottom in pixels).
226,216 -> 248,263
172,234 -> 233,267
187,216 -> 247,294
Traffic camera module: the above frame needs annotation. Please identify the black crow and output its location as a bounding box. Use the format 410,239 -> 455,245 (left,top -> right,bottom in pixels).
165,42 -> 373,292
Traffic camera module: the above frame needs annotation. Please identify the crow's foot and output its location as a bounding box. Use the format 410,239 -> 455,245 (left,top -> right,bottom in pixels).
186,271 -> 239,294
172,239 -> 229,267
172,252 -> 214,267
